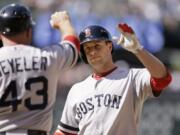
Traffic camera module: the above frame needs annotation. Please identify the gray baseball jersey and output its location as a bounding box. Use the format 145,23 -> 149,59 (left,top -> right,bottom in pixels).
0,41 -> 78,132
58,67 -> 154,135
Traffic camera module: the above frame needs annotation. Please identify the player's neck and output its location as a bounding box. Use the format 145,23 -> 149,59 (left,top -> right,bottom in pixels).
2,38 -> 19,46
2,37 -> 30,46
1,30 -> 31,46
92,65 -> 117,80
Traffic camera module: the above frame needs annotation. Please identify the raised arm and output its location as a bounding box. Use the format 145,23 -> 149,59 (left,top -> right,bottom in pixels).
50,11 -> 80,51
116,23 -> 172,94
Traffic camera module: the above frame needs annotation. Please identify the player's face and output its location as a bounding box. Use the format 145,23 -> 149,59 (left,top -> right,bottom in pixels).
83,40 -> 113,66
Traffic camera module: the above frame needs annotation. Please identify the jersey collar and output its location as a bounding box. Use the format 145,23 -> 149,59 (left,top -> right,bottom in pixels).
92,66 -> 117,80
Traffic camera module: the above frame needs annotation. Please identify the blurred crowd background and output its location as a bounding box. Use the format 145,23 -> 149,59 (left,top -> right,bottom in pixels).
1,0 -> 180,135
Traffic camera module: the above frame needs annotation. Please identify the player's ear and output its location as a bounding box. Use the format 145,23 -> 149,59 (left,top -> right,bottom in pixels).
106,41 -> 113,51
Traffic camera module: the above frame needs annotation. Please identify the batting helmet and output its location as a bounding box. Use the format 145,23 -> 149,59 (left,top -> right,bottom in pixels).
0,3 -> 34,36
79,25 -> 113,63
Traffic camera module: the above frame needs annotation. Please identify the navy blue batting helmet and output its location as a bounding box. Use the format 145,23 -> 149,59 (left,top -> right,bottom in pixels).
0,3 -> 34,36
79,25 -> 113,63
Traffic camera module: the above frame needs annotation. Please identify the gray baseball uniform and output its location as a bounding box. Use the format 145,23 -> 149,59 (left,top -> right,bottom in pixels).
0,41 -> 78,134
58,67 -> 154,135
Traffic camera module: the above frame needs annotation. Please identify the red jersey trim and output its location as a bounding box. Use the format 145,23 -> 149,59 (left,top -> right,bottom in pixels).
92,66 -> 117,80
63,35 -> 80,52
150,70 -> 172,96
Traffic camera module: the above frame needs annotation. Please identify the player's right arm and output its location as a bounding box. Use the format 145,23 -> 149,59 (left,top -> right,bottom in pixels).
50,11 -> 80,51
54,85 -> 79,135
50,11 -> 80,68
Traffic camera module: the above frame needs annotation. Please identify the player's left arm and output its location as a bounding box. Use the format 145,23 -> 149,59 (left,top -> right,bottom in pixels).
116,23 -> 172,95
133,48 -> 171,96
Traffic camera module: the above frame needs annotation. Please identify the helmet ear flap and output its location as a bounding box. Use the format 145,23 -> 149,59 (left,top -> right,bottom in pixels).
80,45 -> 88,64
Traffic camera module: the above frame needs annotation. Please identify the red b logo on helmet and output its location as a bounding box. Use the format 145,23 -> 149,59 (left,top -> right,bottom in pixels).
84,28 -> 91,37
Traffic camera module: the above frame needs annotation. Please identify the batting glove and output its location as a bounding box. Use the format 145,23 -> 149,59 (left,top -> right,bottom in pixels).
115,23 -> 143,54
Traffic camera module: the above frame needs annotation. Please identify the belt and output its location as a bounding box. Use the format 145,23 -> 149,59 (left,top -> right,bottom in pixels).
0,129 -> 47,135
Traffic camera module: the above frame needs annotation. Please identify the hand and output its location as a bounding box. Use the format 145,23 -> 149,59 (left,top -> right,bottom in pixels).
50,11 -> 76,38
116,23 -> 143,54
50,11 -> 70,29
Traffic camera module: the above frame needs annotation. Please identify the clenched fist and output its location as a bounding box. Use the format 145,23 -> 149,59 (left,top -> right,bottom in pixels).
50,11 -> 75,38
50,11 -> 70,29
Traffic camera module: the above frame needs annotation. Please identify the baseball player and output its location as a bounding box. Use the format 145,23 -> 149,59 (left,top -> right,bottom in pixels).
0,3 -> 79,135
54,24 -> 172,135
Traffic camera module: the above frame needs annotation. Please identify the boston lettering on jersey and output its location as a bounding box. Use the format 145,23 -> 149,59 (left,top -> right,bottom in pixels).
76,93 -> 122,119
0,56 -> 48,77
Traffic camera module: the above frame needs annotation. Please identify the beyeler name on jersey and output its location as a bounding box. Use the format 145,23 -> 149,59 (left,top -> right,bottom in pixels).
0,56 -> 48,77
76,93 -> 122,120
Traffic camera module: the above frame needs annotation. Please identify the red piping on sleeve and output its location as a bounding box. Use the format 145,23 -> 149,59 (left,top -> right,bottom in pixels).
63,35 -> 80,52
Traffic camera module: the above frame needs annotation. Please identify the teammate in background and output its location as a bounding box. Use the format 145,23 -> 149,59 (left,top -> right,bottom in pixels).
54,24 -> 172,135
0,3 -> 79,135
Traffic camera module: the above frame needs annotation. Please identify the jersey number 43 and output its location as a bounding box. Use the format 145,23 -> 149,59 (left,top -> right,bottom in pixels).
0,76 -> 48,112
